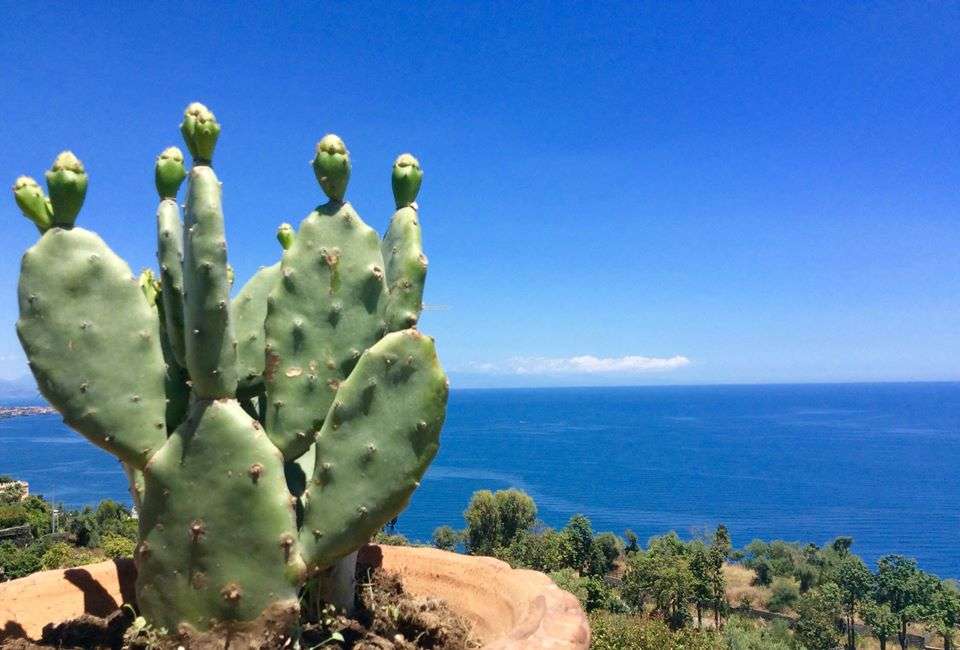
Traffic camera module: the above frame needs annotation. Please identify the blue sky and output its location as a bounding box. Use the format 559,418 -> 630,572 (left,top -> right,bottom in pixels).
0,3 -> 957,387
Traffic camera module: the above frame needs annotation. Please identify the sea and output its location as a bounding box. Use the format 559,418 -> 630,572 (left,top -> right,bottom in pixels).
1,382 -> 958,578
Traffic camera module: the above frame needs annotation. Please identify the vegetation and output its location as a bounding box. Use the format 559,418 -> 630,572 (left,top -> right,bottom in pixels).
0,492 -> 138,582
3,483 -> 958,649
428,488 -> 959,650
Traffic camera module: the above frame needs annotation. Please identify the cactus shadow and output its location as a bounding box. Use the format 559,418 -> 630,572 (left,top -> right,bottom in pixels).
62,559 -> 137,617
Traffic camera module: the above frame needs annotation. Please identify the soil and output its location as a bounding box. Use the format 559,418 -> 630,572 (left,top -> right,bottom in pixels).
0,561 -> 478,650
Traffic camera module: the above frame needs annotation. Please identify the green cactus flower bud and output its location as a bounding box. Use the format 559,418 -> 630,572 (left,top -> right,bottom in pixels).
138,268 -> 159,306
226,263 -> 235,288
276,223 -> 295,250
180,102 -> 220,165
12,176 -> 53,233
45,151 -> 88,228
155,146 -> 187,199
391,153 -> 422,208
312,134 -> 350,202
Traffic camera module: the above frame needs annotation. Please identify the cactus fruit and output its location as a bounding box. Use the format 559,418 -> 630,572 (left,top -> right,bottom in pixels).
11,103 -> 447,634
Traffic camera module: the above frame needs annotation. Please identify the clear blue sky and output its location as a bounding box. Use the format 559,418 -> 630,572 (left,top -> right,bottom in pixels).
1,3 -> 957,387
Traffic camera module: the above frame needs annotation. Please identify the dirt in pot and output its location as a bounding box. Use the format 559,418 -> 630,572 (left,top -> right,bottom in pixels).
0,565 -> 478,650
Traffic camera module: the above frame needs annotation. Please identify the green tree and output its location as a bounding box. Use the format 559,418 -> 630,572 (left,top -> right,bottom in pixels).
493,489 -> 536,546
874,555 -> 938,650
463,489 -> 537,556
925,581 -> 960,650
463,490 -> 500,556
709,525 -> 730,627
766,577 -> 800,612
593,532 -> 624,574
622,532 -> 694,629
431,525 -> 461,551
624,529 -> 639,554
862,600 -> 899,650
502,528 -> 567,572
689,541 -> 713,627
794,582 -> 843,650
829,553 -> 872,649
562,514 -> 594,572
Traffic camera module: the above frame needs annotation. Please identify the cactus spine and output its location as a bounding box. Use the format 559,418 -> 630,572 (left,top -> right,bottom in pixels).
12,104 -> 447,635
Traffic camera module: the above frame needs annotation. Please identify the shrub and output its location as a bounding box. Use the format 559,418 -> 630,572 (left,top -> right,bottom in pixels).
589,612 -> 725,650
722,615 -> 793,650
101,533 -> 136,559
766,576 -> 800,612
431,525 -> 460,551
39,542 -> 101,570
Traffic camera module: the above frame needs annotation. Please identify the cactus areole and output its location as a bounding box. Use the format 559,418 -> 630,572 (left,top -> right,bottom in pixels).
12,103 -> 448,635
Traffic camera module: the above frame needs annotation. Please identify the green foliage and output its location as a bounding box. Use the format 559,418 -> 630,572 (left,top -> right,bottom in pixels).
794,582 -> 843,650
0,541 -> 43,580
622,532 -> 694,629
39,541 -> 101,570
430,525 -> 460,551
874,554 -> 939,648
624,528 -> 639,554
101,532 -> 136,559
861,600 -> 899,649
766,577 -> 800,612
463,488 -> 536,556
589,612 -> 725,650
722,615 -> 793,650
549,568 -> 617,612
561,514 -> 594,572
372,531 -> 410,547
592,532 -> 624,574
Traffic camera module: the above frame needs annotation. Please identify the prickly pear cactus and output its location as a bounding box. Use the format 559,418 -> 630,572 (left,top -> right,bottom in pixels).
12,103 -> 448,636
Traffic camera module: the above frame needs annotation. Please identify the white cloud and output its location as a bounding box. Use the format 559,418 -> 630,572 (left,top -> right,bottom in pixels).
465,355 -> 691,375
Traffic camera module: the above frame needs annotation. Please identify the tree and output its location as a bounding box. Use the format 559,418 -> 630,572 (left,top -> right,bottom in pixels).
689,541 -> 713,627
622,532 -> 694,629
829,553 -> 872,649
794,583 -> 843,650
493,489 -> 536,546
463,489 -> 537,556
710,525 -> 731,627
463,490 -> 500,556
592,532 -> 623,575
874,555 -> 938,650
431,525 -> 461,551
862,601 -> 899,650
562,515 -> 595,572
624,529 -> 639,554
766,577 -> 799,613
925,581 -> 960,650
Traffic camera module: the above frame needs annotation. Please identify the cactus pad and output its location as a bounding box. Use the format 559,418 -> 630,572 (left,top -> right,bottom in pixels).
17,228 -> 168,468
138,399 -> 302,631
300,329 -> 447,568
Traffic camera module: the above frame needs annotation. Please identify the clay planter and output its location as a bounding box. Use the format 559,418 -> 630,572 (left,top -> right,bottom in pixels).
0,544 -> 589,649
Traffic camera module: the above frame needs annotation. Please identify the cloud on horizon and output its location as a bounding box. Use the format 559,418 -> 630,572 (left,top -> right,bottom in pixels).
464,354 -> 691,375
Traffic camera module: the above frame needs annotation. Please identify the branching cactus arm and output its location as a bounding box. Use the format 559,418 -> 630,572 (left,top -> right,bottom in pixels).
263,135 -> 389,460
180,104 -> 238,399
382,154 -> 428,332
14,154 -> 168,469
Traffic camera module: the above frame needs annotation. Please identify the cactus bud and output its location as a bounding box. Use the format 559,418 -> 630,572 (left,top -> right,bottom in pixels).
276,223 -> 295,250
155,146 -> 186,199
138,269 -> 159,306
12,176 -> 53,233
45,151 -> 88,228
392,153 -> 422,208
312,134 -> 350,202
180,102 -> 220,165
226,263 -> 235,288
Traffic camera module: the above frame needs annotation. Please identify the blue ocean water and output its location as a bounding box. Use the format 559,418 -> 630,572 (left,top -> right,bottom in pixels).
1,383 -> 958,577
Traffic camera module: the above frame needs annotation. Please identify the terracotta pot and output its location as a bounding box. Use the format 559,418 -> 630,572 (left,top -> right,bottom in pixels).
0,544 -> 589,648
